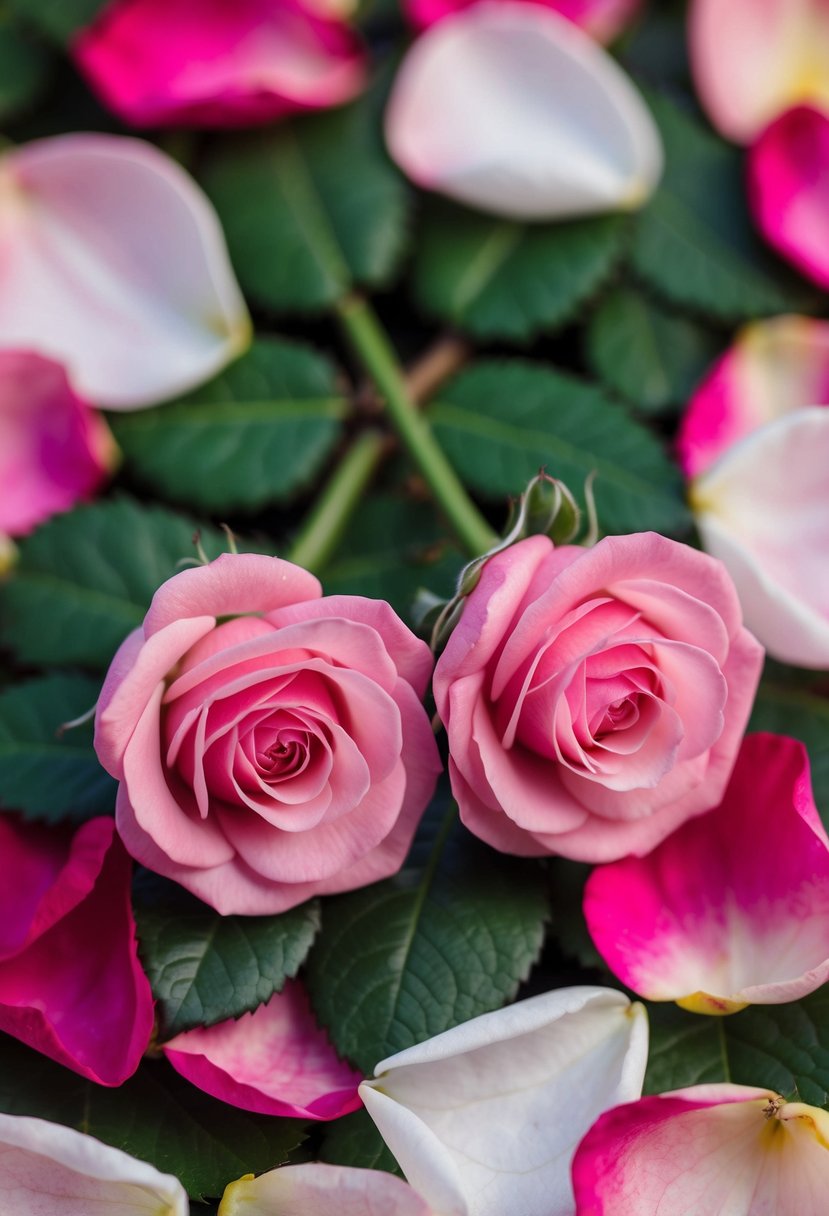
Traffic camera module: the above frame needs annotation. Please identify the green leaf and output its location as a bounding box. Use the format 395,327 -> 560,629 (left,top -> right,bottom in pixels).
0,1039 -> 306,1200
111,338 -> 349,513
135,889 -> 321,1039
645,992 -> 829,1109
414,201 -> 627,341
632,92 -> 815,321
203,95 -> 411,313
319,493 -> 461,624
305,803 -> 548,1075
750,683 -> 829,827
586,285 -> 723,413
8,0 -> 104,41
320,1108 -> 402,1176
428,360 -> 690,535
0,674 -> 115,822
0,17 -> 52,120
0,497 -> 259,670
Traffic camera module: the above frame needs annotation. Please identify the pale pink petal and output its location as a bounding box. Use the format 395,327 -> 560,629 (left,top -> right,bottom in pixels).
677,316 -> 829,479
219,1163 -> 435,1216
405,0 -> 641,44
163,981 -> 361,1119
0,133 -> 251,408
572,1085 -> 829,1214
144,553 -> 321,636
749,104 -> 829,289
386,3 -> 662,219
0,1112 -> 187,1215
0,818 -> 154,1086
0,351 -> 116,536
361,987 -> 648,1216
689,0 -> 829,144
74,0 -> 367,129
585,733 -> 829,1011
692,407 -> 829,667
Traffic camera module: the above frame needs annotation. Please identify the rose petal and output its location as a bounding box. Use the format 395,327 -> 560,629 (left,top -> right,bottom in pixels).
572,1084 -> 829,1214
693,407 -> 829,667
0,351 -> 116,536
361,987 -> 648,1216
74,0 -> 367,129
585,733 -> 829,1011
0,1112 -> 187,1215
163,981 -> 362,1119
748,104 -> 829,289
219,1163 -> 435,1216
0,818 -> 154,1086
677,315 -> 829,479
0,133 -> 251,408
385,2 -> 662,219
689,0 -> 829,143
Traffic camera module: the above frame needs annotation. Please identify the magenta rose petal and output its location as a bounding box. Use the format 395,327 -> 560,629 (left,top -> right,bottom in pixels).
434,533 -> 763,864
584,733 -> 829,1013
572,1085 -> 829,1214
0,351 -> 116,537
405,0 -> 641,43
162,981 -> 362,1119
73,0 -> 368,129
677,316 -> 829,481
0,817 -> 154,1086
748,104 -> 829,290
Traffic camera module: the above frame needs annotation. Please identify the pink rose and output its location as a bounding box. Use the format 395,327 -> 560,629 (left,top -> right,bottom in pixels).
433,533 -> 763,862
95,554 -> 441,915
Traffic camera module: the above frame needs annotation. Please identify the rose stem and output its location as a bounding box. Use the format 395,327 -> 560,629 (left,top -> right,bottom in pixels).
335,292 -> 497,557
287,428 -> 388,572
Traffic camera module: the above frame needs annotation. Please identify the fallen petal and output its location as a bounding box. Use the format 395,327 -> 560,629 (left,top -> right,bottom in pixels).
219,1163 -> 435,1215
689,0 -> 829,143
360,986 -> 648,1216
385,2 -> 662,220
677,315 -> 829,479
163,980 -> 362,1119
0,350 -> 116,536
749,104 -> 829,290
74,0 -> 367,129
0,133 -> 251,408
584,733 -> 829,1011
0,1111 -> 187,1215
692,407 -> 829,667
573,1084 -> 829,1214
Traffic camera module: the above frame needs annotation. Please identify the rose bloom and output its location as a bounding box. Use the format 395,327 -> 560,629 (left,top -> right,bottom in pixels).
94,554 -> 440,914
433,533 -> 763,862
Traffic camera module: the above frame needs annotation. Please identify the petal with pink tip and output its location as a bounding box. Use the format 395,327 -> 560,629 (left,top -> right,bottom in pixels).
677,315 -> 829,479
0,351 -> 116,536
584,733 -> 829,1010
0,133 -> 251,409
361,987 -> 648,1216
219,1163 -> 435,1216
749,104 -> 829,289
0,1112 -> 187,1215
689,0 -> 829,144
572,1084 -> 829,1214
0,817 -> 154,1086
405,0 -> 641,44
692,407 -> 829,667
73,0 -> 367,129
385,3 -> 662,220
163,981 -> 362,1119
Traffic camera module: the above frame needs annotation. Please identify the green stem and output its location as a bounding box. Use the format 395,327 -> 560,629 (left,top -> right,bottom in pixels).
287,428 -> 386,573
336,293 -> 497,557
